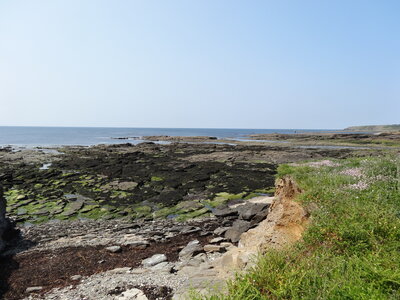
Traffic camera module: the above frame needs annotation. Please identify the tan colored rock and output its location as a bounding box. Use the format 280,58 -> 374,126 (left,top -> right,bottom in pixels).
220,242 -> 234,250
209,237 -> 225,244
274,176 -> 302,201
203,244 -> 222,253
175,178 -> 308,298
107,267 -> 132,274
213,176 -> 308,278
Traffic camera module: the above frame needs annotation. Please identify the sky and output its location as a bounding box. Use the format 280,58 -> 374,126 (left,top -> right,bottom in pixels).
0,1 -> 399,129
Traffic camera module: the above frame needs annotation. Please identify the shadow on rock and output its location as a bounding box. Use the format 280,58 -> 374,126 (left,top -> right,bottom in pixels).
1,228 -> 36,300
0,253 -> 20,299
1,179 -> 36,299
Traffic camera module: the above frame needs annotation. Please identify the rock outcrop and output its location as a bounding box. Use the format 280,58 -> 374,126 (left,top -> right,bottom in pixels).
0,184 -> 8,253
213,176 -> 308,277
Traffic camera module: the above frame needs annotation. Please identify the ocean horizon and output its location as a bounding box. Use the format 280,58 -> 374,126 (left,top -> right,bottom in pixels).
0,126 -> 338,147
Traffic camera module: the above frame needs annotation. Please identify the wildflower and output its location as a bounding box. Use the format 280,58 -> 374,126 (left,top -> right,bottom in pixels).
346,181 -> 368,190
340,168 -> 363,178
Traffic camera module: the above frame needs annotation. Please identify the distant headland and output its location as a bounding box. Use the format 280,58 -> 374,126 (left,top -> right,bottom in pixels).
344,124 -> 400,131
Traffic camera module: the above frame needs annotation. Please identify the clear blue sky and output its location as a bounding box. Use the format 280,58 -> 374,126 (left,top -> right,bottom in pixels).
0,1 -> 399,129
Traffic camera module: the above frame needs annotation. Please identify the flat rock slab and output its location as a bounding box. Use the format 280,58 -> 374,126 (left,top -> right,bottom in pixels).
62,200 -> 84,216
149,262 -> 173,273
142,254 -> 167,267
179,240 -> 203,260
123,240 -> 150,249
238,203 -> 270,220
213,227 -> 229,236
213,208 -> 238,217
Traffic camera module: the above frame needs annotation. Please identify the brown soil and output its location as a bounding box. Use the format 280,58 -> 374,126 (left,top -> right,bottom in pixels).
0,231 -> 214,300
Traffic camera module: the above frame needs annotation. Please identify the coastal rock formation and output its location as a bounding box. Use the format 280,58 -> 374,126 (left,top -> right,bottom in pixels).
212,176 -> 308,277
0,184 -> 7,252
173,177 -> 309,298
0,141 -> 381,299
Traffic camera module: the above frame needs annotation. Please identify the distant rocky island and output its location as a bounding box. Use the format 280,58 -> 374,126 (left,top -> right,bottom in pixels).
344,124 -> 400,131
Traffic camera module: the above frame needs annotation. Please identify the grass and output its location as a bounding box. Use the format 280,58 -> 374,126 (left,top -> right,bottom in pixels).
196,156 -> 400,299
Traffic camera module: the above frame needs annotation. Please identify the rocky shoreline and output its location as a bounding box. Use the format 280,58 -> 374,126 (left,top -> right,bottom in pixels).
2,196 -> 272,299
0,138 -> 394,299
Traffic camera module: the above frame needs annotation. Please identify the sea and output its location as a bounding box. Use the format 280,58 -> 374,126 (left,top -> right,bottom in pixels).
0,126 -> 338,147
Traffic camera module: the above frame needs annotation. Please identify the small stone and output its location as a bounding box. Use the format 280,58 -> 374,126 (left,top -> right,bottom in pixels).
210,237 -> 225,244
105,245 -> 122,253
183,227 -> 202,234
26,286 -> 43,293
70,275 -> 82,281
220,242 -> 234,249
203,244 -> 223,253
122,240 -> 149,249
200,231 -> 211,236
213,227 -> 229,236
16,195 -> 27,200
142,254 -> 167,267
108,267 -> 132,274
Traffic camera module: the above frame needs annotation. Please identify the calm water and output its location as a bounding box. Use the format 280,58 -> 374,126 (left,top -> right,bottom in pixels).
0,126 -> 336,147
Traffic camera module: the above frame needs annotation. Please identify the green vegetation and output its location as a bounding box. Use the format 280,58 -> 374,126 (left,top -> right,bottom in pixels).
151,176 -> 164,182
199,156 -> 400,299
343,139 -> 400,147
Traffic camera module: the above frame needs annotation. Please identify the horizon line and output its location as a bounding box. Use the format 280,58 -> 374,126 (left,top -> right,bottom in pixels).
0,125 -> 341,130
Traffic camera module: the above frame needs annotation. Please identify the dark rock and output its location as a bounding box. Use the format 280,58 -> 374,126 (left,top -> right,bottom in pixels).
224,220 -> 251,243
213,208 -> 238,217
239,203 -> 270,220
0,184 -> 7,252
62,200 -> 84,216
250,210 -> 270,227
